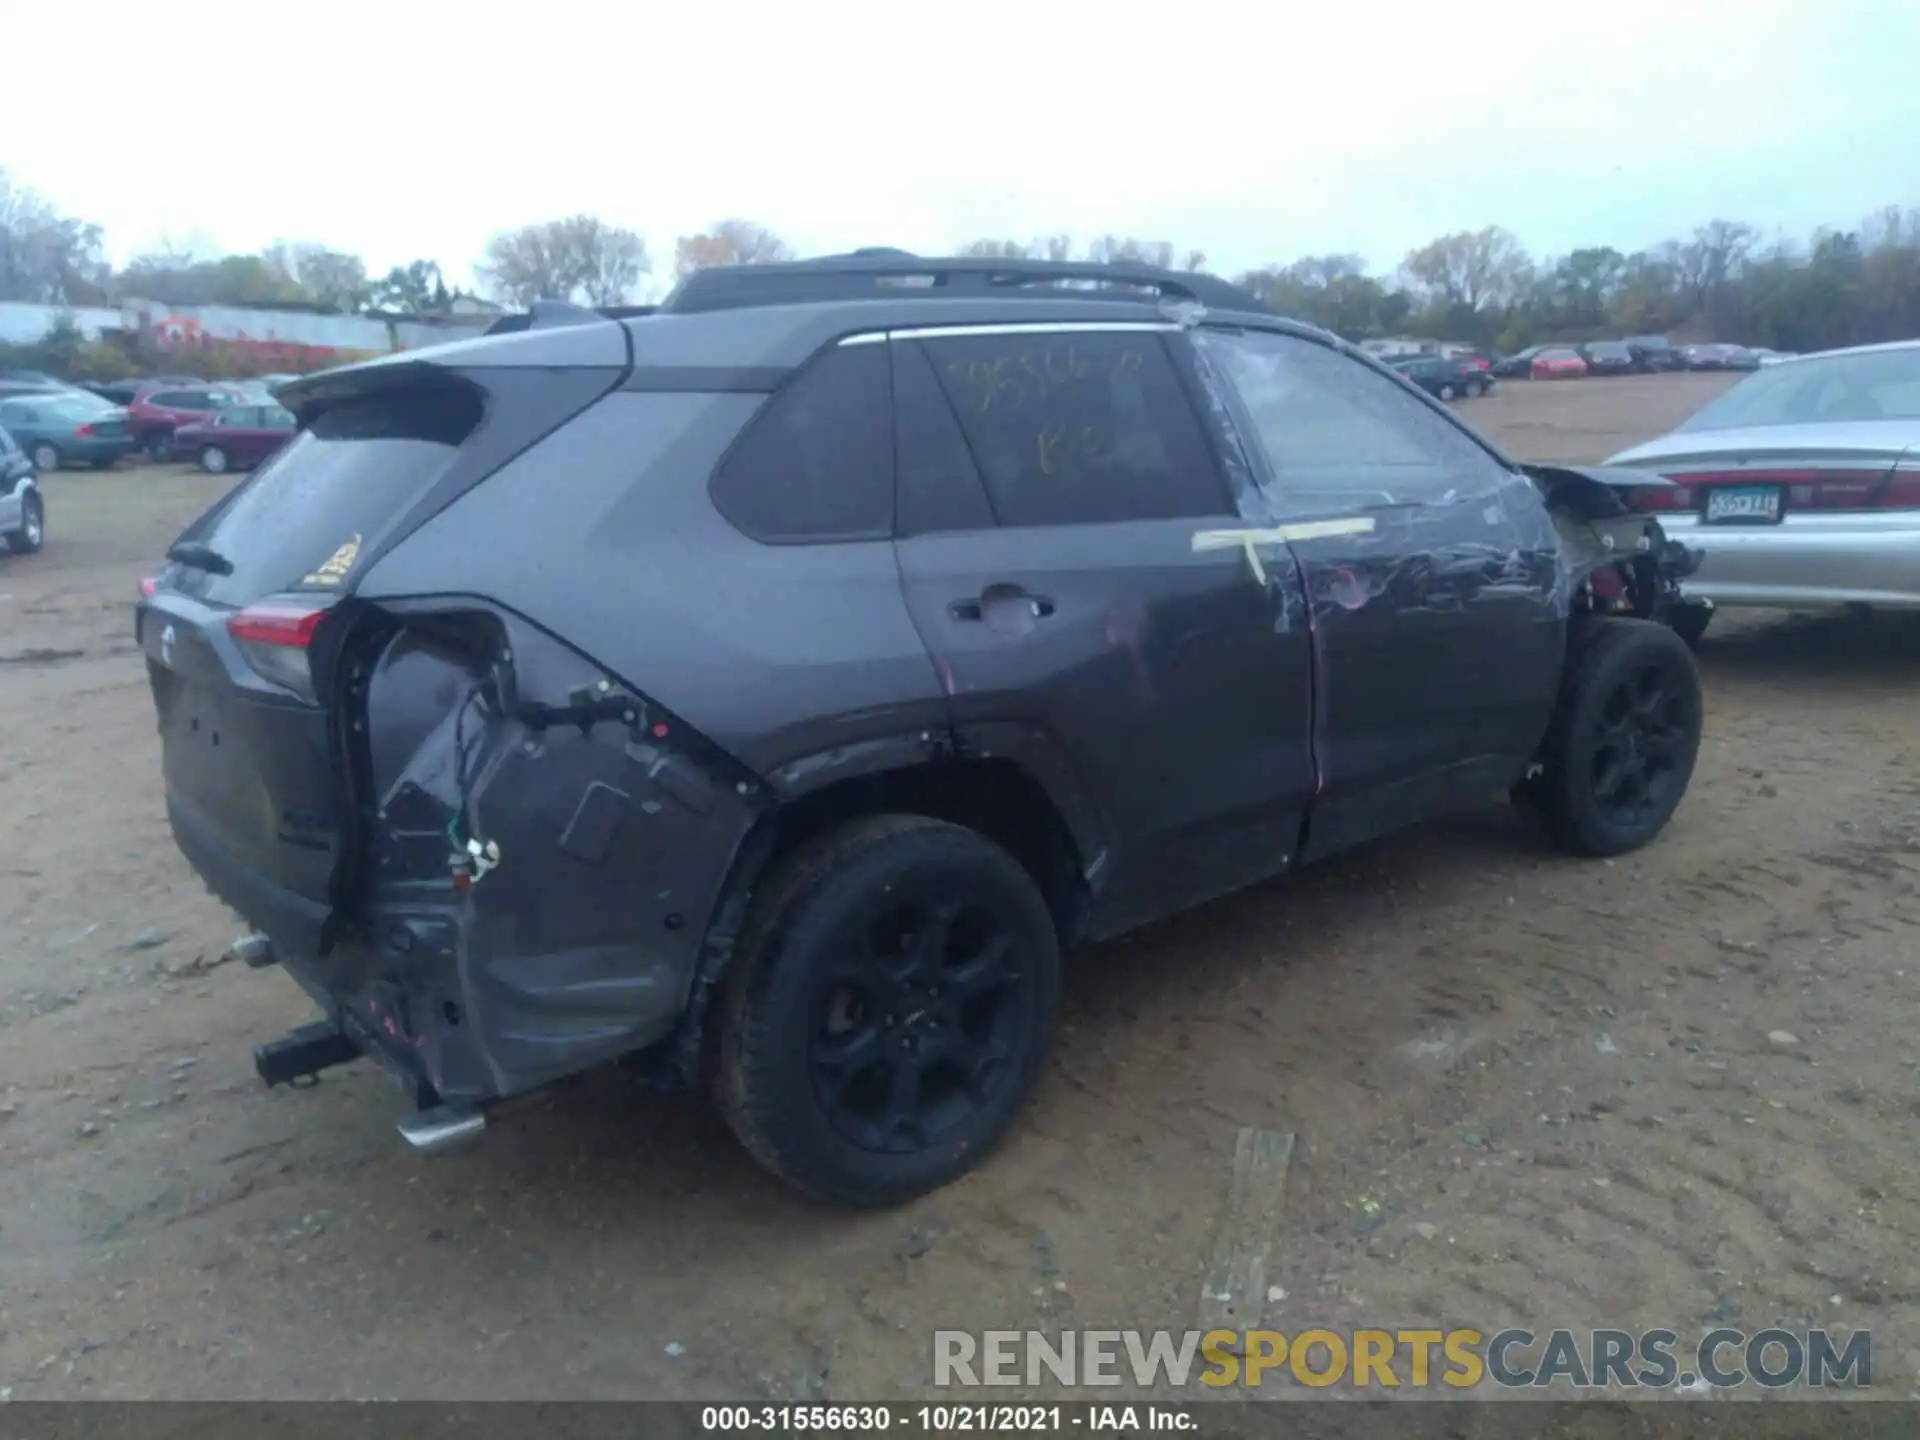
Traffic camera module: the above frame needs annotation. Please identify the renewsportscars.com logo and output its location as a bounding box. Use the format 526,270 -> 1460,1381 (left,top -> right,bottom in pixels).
933,1327 -> 1872,1391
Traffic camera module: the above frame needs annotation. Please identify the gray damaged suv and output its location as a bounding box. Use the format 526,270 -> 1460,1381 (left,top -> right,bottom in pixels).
137,255 -> 1709,1206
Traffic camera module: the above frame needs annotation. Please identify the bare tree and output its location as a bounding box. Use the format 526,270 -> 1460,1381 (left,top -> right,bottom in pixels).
477,216 -> 651,307
0,170 -> 110,304
1084,235 -> 1178,269
373,260 -> 451,314
1399,226 -> 1532,312
955,238 -> 1036,259
673,219 -> 793,280
263,242 -> 372,312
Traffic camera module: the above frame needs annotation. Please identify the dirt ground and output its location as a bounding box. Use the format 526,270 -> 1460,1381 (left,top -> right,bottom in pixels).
4,372 -> 1919,1404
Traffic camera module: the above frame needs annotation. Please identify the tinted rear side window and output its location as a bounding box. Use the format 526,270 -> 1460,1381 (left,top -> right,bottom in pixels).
709,341 -> 893,543
173,388 -> 482,603
917,330 -> 1227,527
892,338 -> 996,536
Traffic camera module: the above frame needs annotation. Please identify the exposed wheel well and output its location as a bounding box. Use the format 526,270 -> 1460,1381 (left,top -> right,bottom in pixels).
746,757 -> 1086,943
644,757 -> 1088,1092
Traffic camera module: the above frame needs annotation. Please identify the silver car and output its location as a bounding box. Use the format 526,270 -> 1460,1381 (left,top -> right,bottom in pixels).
0,421 -> 47,557
1606,339 -> 1920,631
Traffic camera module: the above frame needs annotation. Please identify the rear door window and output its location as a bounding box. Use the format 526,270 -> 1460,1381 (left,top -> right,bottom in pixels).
168,387 -> 483,604
915,329 -> 1228,526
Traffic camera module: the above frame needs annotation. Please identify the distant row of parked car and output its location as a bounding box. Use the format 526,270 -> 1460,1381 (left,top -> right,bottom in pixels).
1491,337 -> 1796,380
0,370 -> 295,474
1384,352 -> 1497,400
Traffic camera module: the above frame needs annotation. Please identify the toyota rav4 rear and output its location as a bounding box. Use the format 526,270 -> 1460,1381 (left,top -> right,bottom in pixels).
138,320 -> 768,1135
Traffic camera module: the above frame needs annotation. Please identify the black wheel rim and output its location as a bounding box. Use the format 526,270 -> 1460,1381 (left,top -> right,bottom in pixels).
809,894 -> 1027,1155
1590,658 -> 1690,827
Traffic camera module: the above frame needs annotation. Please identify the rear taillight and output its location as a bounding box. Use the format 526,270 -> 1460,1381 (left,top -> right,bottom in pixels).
227,597 -> 330,701
1628,484 -> 1692,512
76,423 -> 96,437
1880,471 -> 1920,510
138,575 -> 157,598
1631,468 -> 1916,513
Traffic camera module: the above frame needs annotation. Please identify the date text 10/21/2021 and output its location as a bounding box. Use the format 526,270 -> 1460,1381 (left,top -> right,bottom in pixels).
700,1405 -> 1195,1432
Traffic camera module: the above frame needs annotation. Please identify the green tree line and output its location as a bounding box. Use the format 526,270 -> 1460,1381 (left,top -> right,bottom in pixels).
2,168 -> 1913,356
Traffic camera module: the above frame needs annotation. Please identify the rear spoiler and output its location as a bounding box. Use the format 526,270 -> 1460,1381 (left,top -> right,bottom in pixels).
482,301 -> 658,336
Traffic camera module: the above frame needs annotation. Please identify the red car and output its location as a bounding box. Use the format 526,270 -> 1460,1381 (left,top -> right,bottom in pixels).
126,384 -> 248,460
1530,347 -> 1590,380
170,401 -> 298,474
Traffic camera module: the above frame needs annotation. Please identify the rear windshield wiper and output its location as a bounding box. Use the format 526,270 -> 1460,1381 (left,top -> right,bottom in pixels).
166,540 -> 235,576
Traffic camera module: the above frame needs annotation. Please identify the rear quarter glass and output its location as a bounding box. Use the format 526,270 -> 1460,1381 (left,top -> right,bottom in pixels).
168,388 -> 483,606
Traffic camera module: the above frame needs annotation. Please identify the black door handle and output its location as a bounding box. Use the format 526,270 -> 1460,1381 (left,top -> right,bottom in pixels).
949,587 -> 1054,623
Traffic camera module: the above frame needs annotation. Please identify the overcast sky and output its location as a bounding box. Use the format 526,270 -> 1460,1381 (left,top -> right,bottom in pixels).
6,0 -> 1915,297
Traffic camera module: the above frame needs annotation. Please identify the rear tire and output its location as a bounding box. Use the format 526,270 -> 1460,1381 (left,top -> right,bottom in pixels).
717,815 -> 1062,1208
199,445 -> 230,474
30,443 -> 60,472
7,492 -> 44,554
145,431 -> 171,462
1520,618 -> 1702,857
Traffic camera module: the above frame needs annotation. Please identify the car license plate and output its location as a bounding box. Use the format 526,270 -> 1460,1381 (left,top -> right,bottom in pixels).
1703,485 -> 1783,524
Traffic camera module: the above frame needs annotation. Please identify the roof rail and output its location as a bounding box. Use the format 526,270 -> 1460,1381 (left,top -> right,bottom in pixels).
482,300 -> 659,336
657,253 -> 1265,315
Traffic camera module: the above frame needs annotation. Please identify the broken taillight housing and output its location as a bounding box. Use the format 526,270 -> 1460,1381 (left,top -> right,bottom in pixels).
227,596 -> 332,702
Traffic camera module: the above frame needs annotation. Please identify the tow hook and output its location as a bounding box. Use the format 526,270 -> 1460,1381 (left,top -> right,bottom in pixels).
397,1104 -> 487,1156
228,930 -> 278,969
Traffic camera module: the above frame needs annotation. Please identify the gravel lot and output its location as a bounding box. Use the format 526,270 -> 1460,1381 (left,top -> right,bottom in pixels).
4,372 -> 1918,1404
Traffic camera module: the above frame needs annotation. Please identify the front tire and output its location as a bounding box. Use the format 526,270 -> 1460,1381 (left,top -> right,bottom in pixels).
1668,601 -> 1713,648
145,431 -> 172,462
718,815 -> 1062,1207
1521,618 -> 1702,857
1438,383 -> 1457,401
7,492 -> 44,554
199,444 -> 230,474
30,443 -> 60,472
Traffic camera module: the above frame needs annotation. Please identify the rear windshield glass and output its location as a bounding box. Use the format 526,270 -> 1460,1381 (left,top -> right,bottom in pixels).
171,388 -> 482,603
1677,347 -> 1920,431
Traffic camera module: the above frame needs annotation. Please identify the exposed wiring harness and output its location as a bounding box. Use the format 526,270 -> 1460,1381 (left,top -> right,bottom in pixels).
446,682 -> 500,885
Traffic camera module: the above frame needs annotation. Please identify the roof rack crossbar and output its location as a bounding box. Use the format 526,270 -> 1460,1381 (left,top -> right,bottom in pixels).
658,255 -> 1265,315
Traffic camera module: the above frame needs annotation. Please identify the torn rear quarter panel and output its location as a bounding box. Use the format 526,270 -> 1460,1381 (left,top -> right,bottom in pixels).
320,600 -> 760,1103
1521,463 -> 1700,601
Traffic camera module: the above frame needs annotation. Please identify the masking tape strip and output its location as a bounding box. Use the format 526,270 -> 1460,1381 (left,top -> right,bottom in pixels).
1190,517 -> 1377,585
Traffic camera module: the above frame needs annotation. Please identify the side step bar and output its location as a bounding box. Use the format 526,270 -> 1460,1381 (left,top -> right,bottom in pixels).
397,1105 -> 487,1156
254,1020 -> 363,1087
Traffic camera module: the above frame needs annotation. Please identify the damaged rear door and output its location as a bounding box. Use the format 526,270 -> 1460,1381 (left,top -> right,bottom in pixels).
890,324 -> 1317,936
1193,328 -> 1564,857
